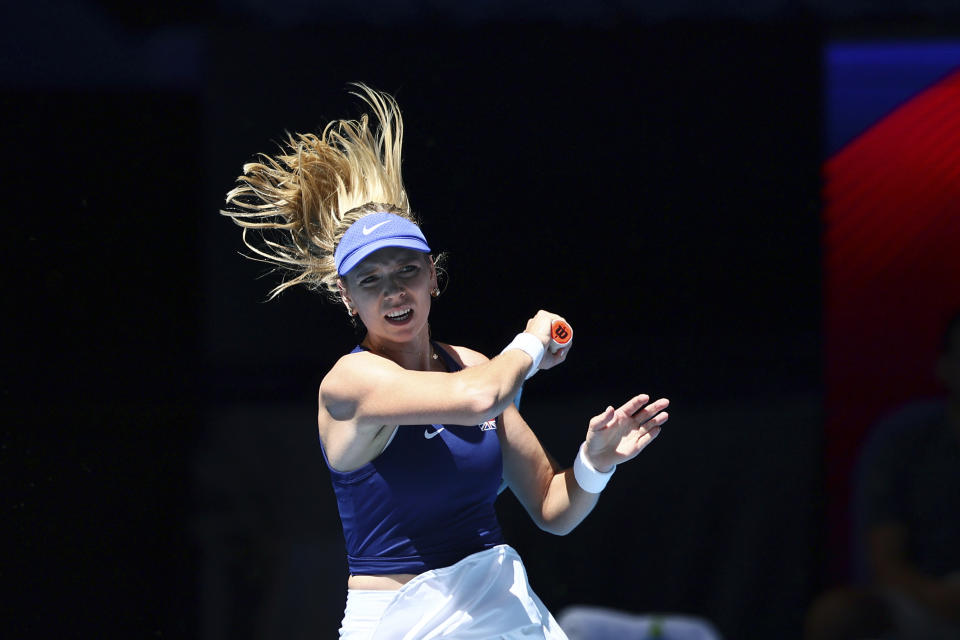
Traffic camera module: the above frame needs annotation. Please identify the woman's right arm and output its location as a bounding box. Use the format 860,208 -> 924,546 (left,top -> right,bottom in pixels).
322,310 -> 568,429
317,310 -> 568,466
322,347 -> 528,428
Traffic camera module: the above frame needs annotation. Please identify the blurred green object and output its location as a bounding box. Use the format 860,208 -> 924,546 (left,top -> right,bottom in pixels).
648,616 -> 664,638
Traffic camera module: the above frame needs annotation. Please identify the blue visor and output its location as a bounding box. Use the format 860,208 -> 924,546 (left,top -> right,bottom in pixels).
334,212 -> 431,276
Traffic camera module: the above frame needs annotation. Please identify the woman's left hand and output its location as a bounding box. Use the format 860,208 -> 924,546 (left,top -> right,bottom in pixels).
583,394 -> 669,472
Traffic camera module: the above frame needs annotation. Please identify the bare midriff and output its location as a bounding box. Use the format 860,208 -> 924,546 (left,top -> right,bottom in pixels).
348,573 -> 418,590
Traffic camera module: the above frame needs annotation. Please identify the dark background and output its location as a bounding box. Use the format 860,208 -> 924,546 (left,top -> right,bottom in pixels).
4,2 -> 958,639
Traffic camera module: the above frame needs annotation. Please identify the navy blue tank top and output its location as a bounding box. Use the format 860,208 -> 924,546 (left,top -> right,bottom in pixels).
321,342 -> 505,575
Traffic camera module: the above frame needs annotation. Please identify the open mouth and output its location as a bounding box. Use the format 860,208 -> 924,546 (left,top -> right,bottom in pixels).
384,307 -> 413,324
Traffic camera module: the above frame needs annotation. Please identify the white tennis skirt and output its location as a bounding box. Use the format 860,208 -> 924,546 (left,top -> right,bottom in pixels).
339,544 -> 568,639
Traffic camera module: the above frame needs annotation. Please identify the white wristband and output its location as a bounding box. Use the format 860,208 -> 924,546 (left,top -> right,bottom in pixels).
500,332 -> 545,380
573,442 -> 615,493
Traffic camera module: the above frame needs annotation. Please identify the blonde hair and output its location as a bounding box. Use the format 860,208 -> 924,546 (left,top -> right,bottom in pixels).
221,84 -> 419,299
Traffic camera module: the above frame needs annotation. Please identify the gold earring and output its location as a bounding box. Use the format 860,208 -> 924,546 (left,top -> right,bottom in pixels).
431,287 -> 440,298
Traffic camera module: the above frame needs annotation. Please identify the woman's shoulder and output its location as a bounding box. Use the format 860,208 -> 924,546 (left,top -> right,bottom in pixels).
320,349 -> 389,398
434,342 -> 490,368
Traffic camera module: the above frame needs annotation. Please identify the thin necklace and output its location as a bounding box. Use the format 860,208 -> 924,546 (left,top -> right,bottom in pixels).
364,339 -> 438,364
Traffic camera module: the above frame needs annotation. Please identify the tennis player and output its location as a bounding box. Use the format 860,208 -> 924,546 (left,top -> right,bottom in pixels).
222,85 -> 670,639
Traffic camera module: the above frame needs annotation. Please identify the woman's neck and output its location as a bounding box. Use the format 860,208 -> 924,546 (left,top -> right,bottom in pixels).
362,331 -> 439,372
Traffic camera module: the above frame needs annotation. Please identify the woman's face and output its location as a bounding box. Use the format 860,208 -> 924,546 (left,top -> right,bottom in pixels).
340,247 -> 437,341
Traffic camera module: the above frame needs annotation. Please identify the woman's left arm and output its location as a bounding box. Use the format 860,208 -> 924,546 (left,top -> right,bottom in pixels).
499,394 -> 669,535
